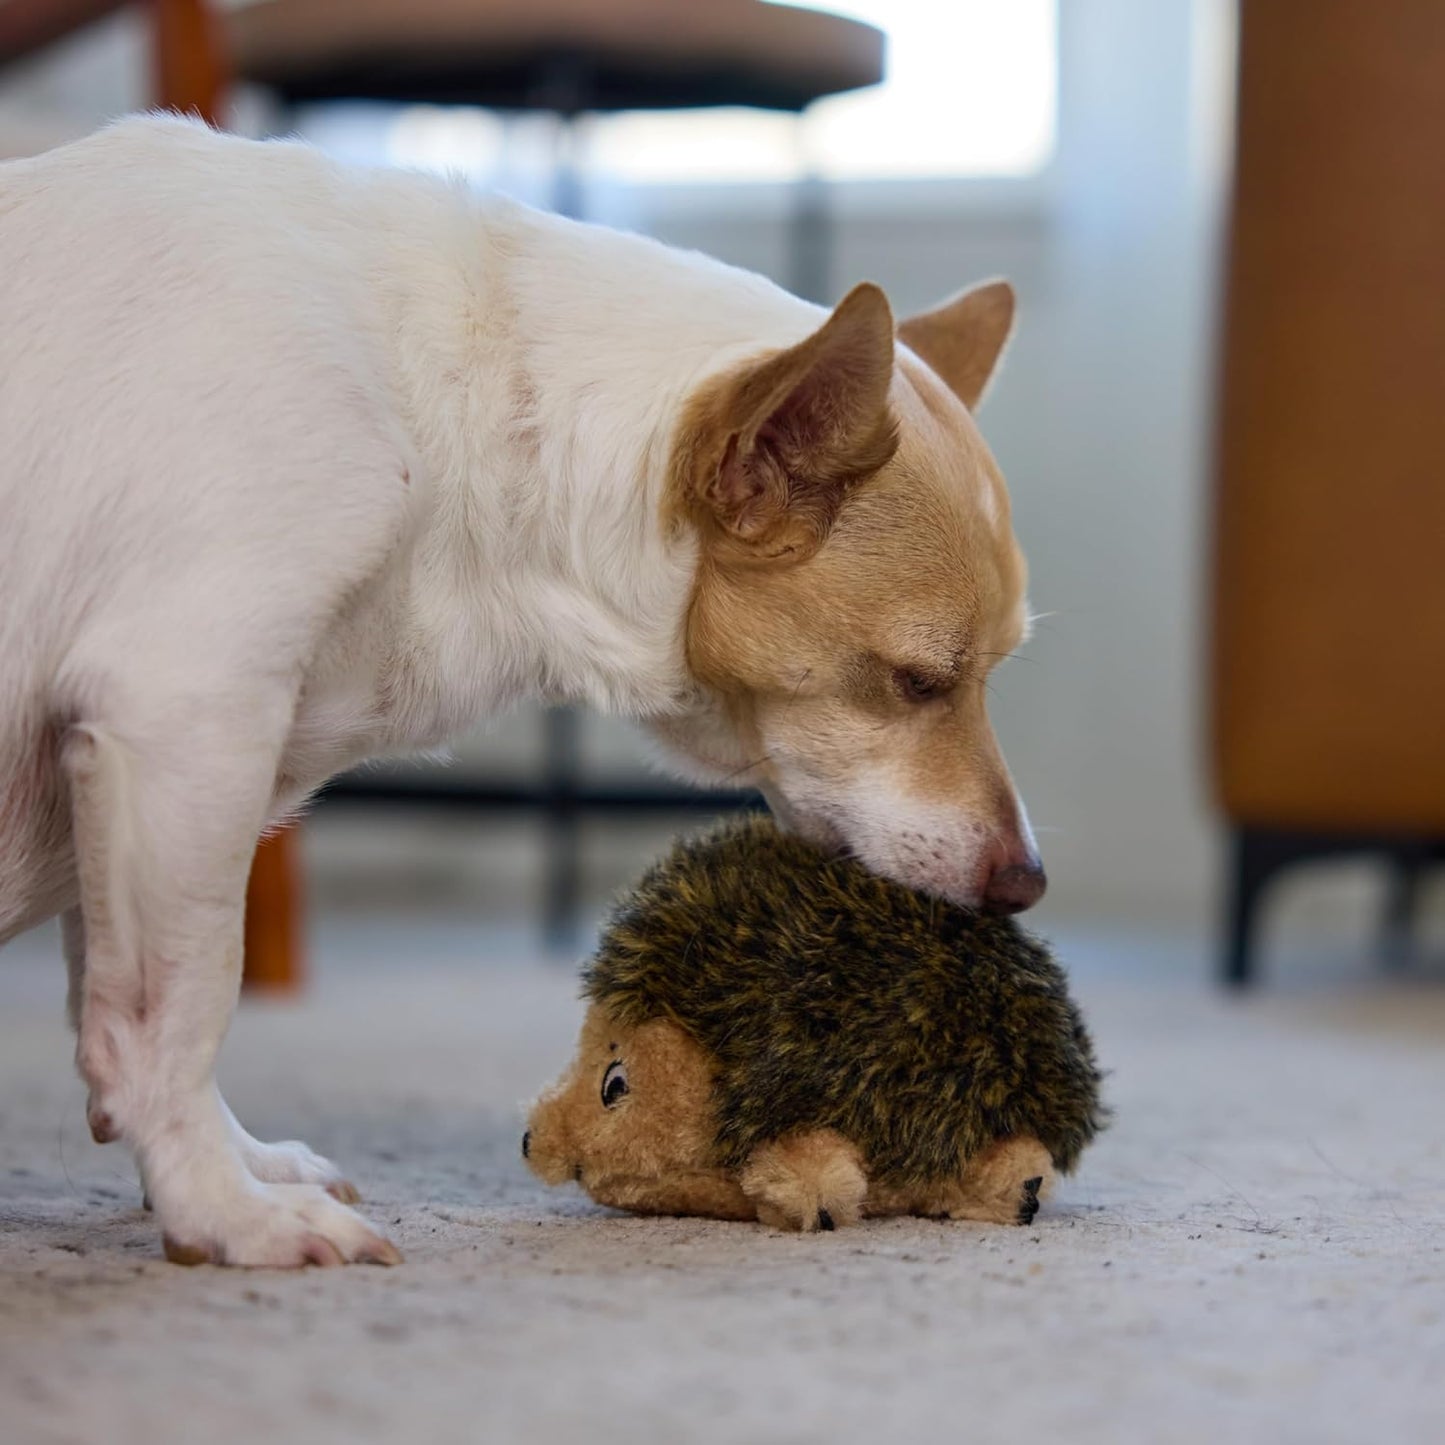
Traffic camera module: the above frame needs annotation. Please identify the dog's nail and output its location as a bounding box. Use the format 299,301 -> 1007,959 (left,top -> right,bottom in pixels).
162,1235 -> 212,1267
816,1209 -> 835,1231
359,1238 -> 403,1267
325,1180 -> 362,1205
301,1235 -> 346,1268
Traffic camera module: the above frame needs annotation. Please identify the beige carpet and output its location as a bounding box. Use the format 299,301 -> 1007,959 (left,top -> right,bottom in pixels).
2,915 -> 1443,1445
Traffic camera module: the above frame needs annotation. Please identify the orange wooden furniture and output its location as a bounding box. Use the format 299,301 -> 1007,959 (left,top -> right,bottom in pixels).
1210,0 -> 1445,985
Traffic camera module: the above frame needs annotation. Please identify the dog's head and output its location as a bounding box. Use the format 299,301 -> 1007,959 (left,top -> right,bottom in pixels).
654,279 -> 1043,913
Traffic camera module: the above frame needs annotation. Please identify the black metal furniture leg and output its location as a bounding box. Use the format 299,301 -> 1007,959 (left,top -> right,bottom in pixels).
787,116 -> 831,305
788,167 -> 831,304
1223,826 -> 1271,989
1219,828 -> 1445,989
1380,846 -> 1427,971
539,98 -> 588,952
542,705 -> 582,951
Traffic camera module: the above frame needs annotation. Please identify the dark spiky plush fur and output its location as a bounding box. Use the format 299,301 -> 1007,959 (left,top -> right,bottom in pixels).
584,815 -> 1106,1187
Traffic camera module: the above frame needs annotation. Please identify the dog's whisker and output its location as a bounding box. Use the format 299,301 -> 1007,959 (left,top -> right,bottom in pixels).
719,754 -> 772,786
57,1090 -> 81,1202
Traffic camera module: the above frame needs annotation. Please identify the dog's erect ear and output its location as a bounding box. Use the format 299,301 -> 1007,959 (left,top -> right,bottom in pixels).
687,283 -> 897,562
898,279 -> 1015,411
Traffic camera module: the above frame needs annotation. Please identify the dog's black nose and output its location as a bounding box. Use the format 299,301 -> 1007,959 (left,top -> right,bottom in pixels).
982,861 -> 1048,914
521,1130 -> 531,1159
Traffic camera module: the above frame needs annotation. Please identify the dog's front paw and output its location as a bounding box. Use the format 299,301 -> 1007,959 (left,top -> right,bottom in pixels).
740,1129 -> 868,1232
159,1181 -> 401,1268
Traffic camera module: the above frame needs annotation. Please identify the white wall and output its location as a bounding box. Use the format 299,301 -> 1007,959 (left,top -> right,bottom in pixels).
0,0 -> 1236,928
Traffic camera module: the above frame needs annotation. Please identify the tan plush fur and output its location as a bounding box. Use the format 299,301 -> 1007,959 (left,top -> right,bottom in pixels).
864,1137 -> 1054,1226
526,1003 -> 1055,1233
526,1010 -> 755,1222
740,1130 -> 868,1232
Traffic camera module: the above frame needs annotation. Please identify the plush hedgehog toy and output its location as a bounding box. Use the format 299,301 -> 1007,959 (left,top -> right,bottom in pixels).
524,816 -> 1105,1231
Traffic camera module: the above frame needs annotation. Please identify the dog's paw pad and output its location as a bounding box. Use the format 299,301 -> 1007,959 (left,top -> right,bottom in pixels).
162,1235 -> 213,1267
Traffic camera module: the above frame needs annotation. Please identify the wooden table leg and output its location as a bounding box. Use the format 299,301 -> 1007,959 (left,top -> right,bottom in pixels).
243,829 -> 305,994
151,0 -> 229,122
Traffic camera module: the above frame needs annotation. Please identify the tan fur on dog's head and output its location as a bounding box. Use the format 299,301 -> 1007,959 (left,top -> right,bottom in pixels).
653,279 -> 1044,912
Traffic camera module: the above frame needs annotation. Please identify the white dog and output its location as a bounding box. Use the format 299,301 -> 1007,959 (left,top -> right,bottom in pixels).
0,116 -> 1042,1266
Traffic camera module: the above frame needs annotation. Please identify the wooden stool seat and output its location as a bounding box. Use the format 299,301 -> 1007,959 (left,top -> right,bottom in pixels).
227,0 -> 883,112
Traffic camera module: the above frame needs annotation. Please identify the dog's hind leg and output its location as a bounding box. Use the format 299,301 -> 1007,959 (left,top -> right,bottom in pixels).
62,694 -> 398,1267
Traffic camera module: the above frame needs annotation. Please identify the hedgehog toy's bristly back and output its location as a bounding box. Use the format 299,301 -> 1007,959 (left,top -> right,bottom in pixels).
584,815 -> 1106,1188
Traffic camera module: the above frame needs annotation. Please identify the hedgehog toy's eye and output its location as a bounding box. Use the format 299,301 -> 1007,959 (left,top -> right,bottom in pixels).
601,1060 -> 630,1108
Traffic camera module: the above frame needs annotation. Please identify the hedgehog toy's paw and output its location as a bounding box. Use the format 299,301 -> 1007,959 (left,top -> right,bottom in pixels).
740,1129 -> 868,1232
947,1136 -> 1056,1227
1017,1174 -> 1044,1226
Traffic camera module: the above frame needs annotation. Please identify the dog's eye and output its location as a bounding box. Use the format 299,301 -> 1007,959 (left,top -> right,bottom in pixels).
895,668 -> 951,702
601,1061 -> 629,1108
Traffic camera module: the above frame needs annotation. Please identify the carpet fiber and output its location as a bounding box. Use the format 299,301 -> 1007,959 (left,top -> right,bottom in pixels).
2,917 -> 1443,1444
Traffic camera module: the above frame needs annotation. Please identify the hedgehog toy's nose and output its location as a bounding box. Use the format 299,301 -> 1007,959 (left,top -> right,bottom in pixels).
982,859 -> 1048,915
521,1130 -> 532,1160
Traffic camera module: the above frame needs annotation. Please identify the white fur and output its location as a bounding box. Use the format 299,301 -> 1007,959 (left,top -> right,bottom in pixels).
783,762 -> 1040,904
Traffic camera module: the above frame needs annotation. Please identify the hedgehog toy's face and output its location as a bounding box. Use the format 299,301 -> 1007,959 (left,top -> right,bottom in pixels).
523,1004 -> 754,1220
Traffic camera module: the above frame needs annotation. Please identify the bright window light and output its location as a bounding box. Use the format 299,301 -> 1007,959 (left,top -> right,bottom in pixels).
386,1 -> 1056,186
801,0 -> 1057,180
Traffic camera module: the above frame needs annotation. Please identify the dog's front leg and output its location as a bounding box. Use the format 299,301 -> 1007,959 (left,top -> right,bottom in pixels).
62,703 -> 398,1268
66,906 -> 358,1207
